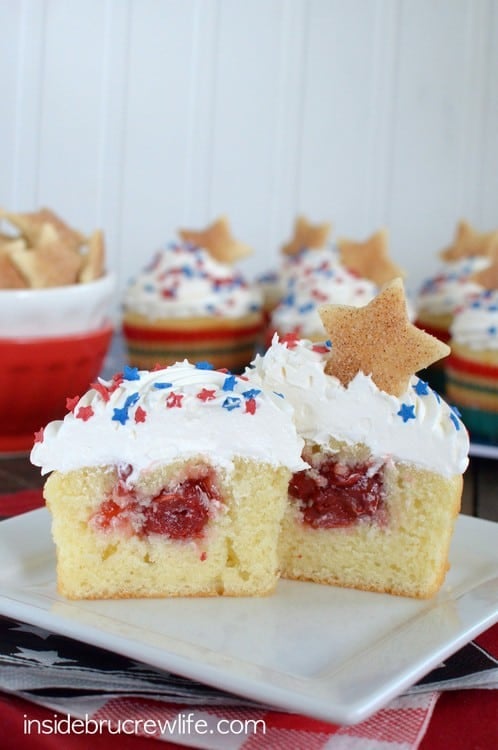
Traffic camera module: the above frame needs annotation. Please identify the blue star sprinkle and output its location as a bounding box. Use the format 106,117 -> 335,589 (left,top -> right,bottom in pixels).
195,361 -> 214,370
123,365 -> 140,381
222,375 -> 238,392
413,379 -> 430,396
222,396 -> 241,411
112,406 -> 130,425
397,403 -> 416,423
242,388 -> 261,400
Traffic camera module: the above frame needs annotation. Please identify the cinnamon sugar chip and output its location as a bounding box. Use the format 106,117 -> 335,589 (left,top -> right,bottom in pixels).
0,242 -> 29,288
79,229 -> 105,282
0,207 -> 106,289
281,215 -> 332,256
179,216 -> 252,264
319,278 -> 450,398
11,224 -> 82,288
440,220 -> 498,261
337,228 -> 405,286
0,207 -> 85,252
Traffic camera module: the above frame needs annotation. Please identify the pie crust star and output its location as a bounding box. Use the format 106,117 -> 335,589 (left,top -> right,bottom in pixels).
281,215 -> 332,256
337,228 -> 404,286
470,256 -> 498,290
440,220 -> 498,261
0,206 -> 86,252
179,216 -> 252,264
319,278 -> 450,397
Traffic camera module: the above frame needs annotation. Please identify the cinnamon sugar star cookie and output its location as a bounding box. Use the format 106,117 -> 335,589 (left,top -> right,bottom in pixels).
470,256 -> 498,290
179,216 -> 252,264
11,223 -> 82,288
337,228 -> 404,286
79,229 -> 105,282
281,215 -> 331,256
319,278 -> 449,398
440,220 -> 498,261
0,241 -> 28,288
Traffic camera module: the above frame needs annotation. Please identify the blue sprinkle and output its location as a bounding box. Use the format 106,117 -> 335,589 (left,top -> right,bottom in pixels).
124,392 -> 140,408
242,388 -> 261,400
273,391 -> 284,399
449,412 -> 461,431
222,375 -> 238,392
325,339 -> 332,348
488,326 -> 497,336
471,300 -> 482,309
195,361 -> 215,370
112,406 -> 130,425
123,365 -> 140,381
153,382 -> 173,389
299,302 -> 315,314
222,396 -> 241,411
413,379 -> 430,396
397,403 -> 416,423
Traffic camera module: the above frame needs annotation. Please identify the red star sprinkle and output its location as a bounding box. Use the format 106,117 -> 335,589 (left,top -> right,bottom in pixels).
166,392 -> 183,408
245,398 -> 256,414
280,332 -> 300,349
312,344 -> 330,353
66,395 -> 80,412
134,406 -> 147,423
76,405 -> 94,421
90,381 -> 111,402
33,427 -> 44,444
197,388 -> 217,402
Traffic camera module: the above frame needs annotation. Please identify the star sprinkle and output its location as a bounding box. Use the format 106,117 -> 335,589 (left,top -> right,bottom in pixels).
123,365 -> 140,381
66,395 -> 80,412
319,278 -> 450,397
281,215 -> 332,256
337,228 -> 404,286
178,216 -> 252,264
222,396 -> 241,411
134,406 -> 147,423
33,427 -> 44,444
397,403 -> 416,422
76,405 -> 94,421
197,388 -> 217,402
413,379 -> 430,396
440,220 -> 498,261
166,392 -> 183,408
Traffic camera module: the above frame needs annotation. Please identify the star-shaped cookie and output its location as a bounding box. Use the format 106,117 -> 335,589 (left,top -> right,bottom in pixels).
440,220 -> 498,261
470,257 -> 498,290
281,215 -> 331,256
337,228 -> 404,286
179,216 -> 252,264
319,278 -> 450,397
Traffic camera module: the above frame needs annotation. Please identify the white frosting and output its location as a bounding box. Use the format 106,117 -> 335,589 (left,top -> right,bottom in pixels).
247,337 -> 469,477
450,289 -> 498,350
30,362 -> 306,481
123,242 -> 262,319
416,257 -> 490,317
270,262 -> 377,337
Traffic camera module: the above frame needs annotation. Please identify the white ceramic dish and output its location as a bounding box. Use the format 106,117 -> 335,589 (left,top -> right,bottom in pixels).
0,509 -> 497,725
0,273 -> 116,338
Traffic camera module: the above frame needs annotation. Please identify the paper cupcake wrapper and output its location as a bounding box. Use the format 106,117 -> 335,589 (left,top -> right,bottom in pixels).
446,352 -> 498,441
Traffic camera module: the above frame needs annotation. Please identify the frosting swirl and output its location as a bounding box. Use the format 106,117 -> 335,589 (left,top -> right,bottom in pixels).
416,257 -> 489,317
124,242 -> 262,319
450,289 -> 498,350
30,362 -> 306,480
247,336 -> 469,477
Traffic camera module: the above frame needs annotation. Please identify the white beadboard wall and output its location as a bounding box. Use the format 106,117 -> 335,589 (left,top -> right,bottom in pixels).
1,0 -> 497,299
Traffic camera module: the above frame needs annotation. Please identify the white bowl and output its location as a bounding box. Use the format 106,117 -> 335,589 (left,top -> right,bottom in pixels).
0,273 -> 116,338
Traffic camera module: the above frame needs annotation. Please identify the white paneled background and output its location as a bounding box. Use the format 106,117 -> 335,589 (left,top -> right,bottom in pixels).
1,0 -> 498,299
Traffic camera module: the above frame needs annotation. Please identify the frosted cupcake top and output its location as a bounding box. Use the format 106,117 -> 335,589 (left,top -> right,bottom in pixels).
270,261 -> 378,337
416,257 -> 489,318
123,242 -> 262,319
30,362 -> 306,482
450,289 -> 498,350
247,336 -> 469,477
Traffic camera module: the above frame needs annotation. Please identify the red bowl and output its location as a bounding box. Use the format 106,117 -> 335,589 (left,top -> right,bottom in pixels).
0,325 -> 113,454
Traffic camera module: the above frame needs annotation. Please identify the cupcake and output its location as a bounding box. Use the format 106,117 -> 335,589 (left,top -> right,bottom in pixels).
122,217 -> 264,372
31,362 -> 305,599
446,259 -> 498,442
248,279 -> 468,599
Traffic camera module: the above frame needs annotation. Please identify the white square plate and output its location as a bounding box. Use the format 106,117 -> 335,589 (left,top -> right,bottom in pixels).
0,509 -> 497,725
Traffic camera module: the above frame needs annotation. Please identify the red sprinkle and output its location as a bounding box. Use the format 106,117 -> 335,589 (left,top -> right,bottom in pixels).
312,344 -> 330,353
33,427 -> 44,444
76,405 -> 95,421
245,398 -> 256,414
197,388 -> 216,402
280,332 -> 300,348
166,392 -> 183,408
66,395 -> 80,412
135,406 -> 147,423
90,381 -> 111,402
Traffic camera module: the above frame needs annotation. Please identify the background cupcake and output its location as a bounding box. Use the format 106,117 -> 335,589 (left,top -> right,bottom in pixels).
446,259 -> 498,442
414,220 -> 498,393
122,217 -> 264,372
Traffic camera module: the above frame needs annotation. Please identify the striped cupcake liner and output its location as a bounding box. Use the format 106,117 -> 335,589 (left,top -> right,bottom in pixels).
446,352 -> 498,441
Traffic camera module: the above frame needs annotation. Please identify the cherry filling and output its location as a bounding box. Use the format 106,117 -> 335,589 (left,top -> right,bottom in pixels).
91,467 -> 220,540
289,456 -> 386,529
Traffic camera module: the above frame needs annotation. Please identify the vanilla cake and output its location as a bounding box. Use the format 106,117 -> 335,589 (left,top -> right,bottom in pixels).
30,363 -> 305,599
248,280 -> 469,599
